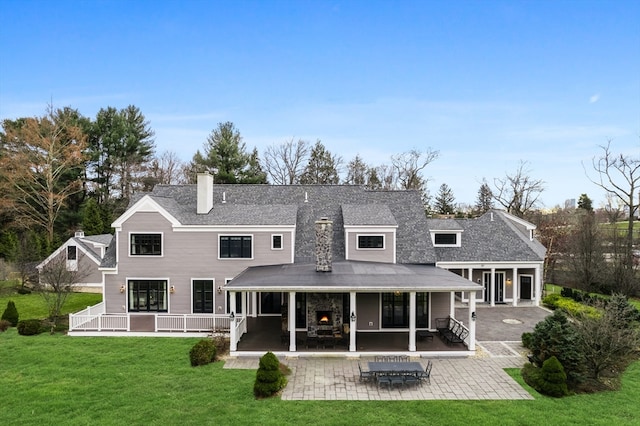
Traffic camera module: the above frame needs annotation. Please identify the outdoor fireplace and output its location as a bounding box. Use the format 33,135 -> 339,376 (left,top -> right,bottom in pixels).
316,311 -> 332,325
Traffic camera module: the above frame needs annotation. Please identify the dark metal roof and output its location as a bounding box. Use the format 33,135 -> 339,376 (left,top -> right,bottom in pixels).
226,260 -> 483,292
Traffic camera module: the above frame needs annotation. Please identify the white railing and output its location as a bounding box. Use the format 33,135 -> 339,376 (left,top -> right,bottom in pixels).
156,314 -> 231,332
231,316 -> 247,347
69,313 -> 128,331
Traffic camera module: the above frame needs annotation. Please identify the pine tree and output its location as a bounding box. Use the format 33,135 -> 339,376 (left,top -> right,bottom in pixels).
475,181 -> 494,214
434,183 -> 456,214
299,141 -> 341,184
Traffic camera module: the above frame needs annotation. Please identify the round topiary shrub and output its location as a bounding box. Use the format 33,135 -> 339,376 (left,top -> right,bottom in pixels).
1,300 -> 19,327
189,339 -> 217,366
17,319 -> 43,336
521,332 -> 533,349
539,356 -> 569,397
253,352 -> 287,398
0,319 -> 11,332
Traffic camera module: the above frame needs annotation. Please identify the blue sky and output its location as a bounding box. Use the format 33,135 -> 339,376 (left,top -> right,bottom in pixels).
1,0 -> 638,209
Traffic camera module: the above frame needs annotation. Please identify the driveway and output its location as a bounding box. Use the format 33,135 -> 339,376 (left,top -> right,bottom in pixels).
456,305 -> 552,341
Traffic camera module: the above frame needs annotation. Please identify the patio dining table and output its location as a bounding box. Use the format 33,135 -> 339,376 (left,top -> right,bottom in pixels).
367,361 -> 424,374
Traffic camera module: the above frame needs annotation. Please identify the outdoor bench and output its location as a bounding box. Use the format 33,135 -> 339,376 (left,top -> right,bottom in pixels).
435,317 -> 469,345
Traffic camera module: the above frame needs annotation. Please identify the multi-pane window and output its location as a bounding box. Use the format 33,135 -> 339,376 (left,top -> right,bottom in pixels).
128,280 -> 167,312
67,246 -> 77,260
193,280 -> 214,313
434,233 -> 457,245
358,235 -> 384,249
272,234 -> 283,250
130,234 -> 162,256
381,292 -> 430,328
219,236 -> 252,258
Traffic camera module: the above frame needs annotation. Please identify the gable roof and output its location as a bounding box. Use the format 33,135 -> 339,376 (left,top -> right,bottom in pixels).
118,184 -> 435,264
38,234 -> 113,269
431,210 -> 546,263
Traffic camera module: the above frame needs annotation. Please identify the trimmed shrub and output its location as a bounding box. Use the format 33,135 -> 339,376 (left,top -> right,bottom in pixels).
254,352 -> 287,398
1,300 -> 19,326
17,287 -> 31,295
521,332 -> 533,349
189,339 -> 217,367
554,297 -> 600,319
539,356 -> 569,397
560,287 -> 573,298
0,319 -> 11,332
542,293 -> 561,309
17,319 -> 44,336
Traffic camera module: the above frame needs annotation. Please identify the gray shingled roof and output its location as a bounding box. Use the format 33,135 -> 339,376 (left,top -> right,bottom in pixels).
433,210 -> 546,262
226,260 -> 482,292
119,184 -> 435,265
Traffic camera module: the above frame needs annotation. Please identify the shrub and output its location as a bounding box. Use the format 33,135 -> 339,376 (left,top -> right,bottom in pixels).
560,287 -> 573,298
521,332 -> 533,349
17,319 -> 44,336
542,293 -> 561,309
212,335 -> 230,356
17,287 -> 31,295
0,319 -> 11,332
554,297 -> 600,319
539,356 -> 569,397
1,300 -> 19,326
521,363 -> 543,391
254,352 -> 287,398
189,339 -> 217,367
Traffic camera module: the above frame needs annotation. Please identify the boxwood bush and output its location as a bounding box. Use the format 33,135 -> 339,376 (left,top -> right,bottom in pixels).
17,319 -> 44,336
1,300 -> 19,326
253,352 -> 287,398
539,356 -> 569,397
189,339 -> 217,367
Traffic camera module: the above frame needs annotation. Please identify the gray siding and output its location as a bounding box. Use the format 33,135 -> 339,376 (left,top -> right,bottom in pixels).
346,231 -> 395,263
430,292 -> 450,325
356,293 -> 379,330
105,212 -> 294,314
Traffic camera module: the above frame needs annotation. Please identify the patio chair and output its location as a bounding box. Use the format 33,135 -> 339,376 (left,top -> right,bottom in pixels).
358,362 -> 373,383
305,335 -> 318,349
389,373 -> 405,389
419,361 -> 432,385
376,373 -> 392,389
397,355 -> 409,362
403,373 -> 419,387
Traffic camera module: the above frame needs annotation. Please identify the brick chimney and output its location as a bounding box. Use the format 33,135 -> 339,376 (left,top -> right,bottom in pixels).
197,172 -> 214,214
315,217 -> 333,272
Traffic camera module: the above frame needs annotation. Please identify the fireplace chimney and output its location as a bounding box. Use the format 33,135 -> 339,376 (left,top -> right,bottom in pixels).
315,217 -> 332,272
197,172 -> 214,214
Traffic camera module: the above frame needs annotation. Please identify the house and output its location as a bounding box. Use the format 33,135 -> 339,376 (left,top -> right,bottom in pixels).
68,173 -> 544,355
428,210 -> 546,307
37,231 -> 113,293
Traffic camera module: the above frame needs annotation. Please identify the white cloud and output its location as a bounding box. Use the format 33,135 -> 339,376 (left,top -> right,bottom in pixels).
589,94 -> 600,104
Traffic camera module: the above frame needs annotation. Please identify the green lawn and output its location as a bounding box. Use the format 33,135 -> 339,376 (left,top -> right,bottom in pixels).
1,330 -> 639,426
0,280 -> 102,321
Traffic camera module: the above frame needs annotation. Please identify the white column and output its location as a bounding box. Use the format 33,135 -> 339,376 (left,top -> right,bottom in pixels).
449,291 -> 455,318
251,292 -> 258,317
229,291 -> 237,352
468,292 -> 476,351
535,264 -> 542,306
409,291 -> 416,352
512,267 -> 518,307
288,291 -> 296,352
467,267 -> 474,303
349,291 -> 357,352
490,268 -> 496,307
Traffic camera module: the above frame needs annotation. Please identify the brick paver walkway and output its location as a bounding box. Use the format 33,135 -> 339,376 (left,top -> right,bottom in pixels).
224,344 -> 533,401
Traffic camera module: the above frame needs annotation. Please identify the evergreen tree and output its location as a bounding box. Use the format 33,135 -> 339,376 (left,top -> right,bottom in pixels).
345,154 -> 368,185
82,198 -> 105,235
299,141 -> 341,184
577,193 -> 593,212
475,181 -> 494,214
434,183 -> 456,214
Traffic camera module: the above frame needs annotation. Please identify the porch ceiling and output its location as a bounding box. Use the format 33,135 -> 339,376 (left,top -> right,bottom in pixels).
226,260 -> 483,292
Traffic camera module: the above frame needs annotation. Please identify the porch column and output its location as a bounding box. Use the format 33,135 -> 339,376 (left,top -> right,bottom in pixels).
467,267 -> 474,303
449,291 -> 455,318
468,291 -> 477,351
349,291 -> 356,352
409,291 -> 416,351
288,291 -> 296,352
512,267 -> 518,307
535,264 -> 542,306
490,267 -> 496,307
229,291 -> 237,352
251,292 -> 258,317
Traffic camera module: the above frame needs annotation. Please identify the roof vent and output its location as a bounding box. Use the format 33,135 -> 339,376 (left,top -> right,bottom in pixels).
222,191 -> 226,204
304,191 -> 308,203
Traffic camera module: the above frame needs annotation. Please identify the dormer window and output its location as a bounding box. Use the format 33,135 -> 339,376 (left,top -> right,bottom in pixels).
357,235 -> 384,249
430,231 -> 462,247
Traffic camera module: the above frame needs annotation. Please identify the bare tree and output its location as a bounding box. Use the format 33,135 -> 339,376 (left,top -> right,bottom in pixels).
263,138 -> 311,185
146,150 -> 186,186
391,148 -> 439,190
344,154 -> 369,185
493,160 -> 544,218
36,252 -> 91,330
586,140 -> 640,269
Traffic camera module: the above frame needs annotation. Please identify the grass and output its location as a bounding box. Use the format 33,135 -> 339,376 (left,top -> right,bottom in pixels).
544,283 -> 640,311
1,330 -> 639,426
0,280 -> 102,321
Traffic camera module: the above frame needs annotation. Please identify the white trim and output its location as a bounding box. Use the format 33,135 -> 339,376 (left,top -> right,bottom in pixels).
355,234 -> 385,250
111,195 -> 180,230
128,232 -> 164,257
430,230 -> 462,247
126,277 -> 171,313
36,237 -> 102,270
271,234 -> 284,250
218,234 -> 254,260
191,278 -> 215,314
174,225 -> 295,233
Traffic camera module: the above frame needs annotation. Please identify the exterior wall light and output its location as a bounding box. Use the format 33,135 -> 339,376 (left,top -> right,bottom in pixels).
119,284 -> 126,293
350,311 -> 356,323
170,285 -> 175,294
229,311 -> 235,321
217,286 -> 222,294
471,311 -> 477,321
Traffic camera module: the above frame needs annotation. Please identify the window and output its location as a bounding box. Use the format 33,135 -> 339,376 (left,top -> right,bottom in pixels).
193,280 -> 214,313
382,292 -> 409,328
219,236 -> 252,258
130,234 -> 162,256
271,234 -> 283,250
358,235 -> 384,249
67,246 -> 77,260
416,293 -> 429,328
128,280 -> 167,312
434,233 -> 457,245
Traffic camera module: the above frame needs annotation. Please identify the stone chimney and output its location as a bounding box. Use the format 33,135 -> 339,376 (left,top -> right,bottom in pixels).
197,172 -> 214,214
315,217 -> 333,272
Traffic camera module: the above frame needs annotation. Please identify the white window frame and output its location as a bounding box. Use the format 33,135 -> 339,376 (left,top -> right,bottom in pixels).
430,231 -> 462,247
356,234 -> 385,250
271,234 -> 283,250
129,232 -> 164,257
218,234 -> 254,260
